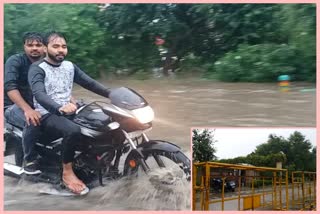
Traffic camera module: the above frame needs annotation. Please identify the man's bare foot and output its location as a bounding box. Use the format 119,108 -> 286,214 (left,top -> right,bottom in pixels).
62,163 -> 86,194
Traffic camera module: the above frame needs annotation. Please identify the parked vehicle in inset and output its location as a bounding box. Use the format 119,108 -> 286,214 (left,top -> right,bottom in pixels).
210,178 -> 236,192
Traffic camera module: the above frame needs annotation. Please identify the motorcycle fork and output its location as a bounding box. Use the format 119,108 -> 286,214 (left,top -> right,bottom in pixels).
141,133 -> 165,168
113,149 -> 122,172
123,131 -> 151,174
130,149 -> 150,173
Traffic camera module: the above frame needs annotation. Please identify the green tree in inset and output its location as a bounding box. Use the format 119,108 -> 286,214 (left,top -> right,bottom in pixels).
221,131 -> 315,172
192,129 -> 217,162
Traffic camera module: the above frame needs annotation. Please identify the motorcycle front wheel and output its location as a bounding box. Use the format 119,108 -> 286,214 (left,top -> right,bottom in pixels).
124,148 -> 191,182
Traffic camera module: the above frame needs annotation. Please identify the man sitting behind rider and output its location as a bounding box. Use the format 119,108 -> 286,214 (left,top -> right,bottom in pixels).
28,31 -> 111,194
4,32 -> 44,174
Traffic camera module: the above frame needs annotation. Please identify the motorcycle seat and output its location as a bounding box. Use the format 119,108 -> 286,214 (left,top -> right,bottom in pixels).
4,120 -> 24,130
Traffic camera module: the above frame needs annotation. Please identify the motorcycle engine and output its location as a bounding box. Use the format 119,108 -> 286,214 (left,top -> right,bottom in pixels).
73,150 -> 115,184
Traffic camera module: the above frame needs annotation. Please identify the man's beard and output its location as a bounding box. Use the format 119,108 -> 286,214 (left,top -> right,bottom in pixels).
47,51 -> 65,63
29,55 -> 42,61
28,51 -> 42,60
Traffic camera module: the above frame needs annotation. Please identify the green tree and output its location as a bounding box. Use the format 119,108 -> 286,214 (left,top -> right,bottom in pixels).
206,4 -> 315,82
192,129 -> 217,162
98,4 -> 196,75
254,131 -> 315,171
219,152 -> 286,168
209,44 -> 299,82
286,131 -> 314,171
276,4 -> 316,81
219,131 -> 315,172
254,134 -> 289,156
98,4 -> 284,75
4,3 -> 315,81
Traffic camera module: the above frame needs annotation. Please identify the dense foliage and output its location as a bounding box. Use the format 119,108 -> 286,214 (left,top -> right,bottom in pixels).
209,44 -> 299,82
4,3 -> 316,81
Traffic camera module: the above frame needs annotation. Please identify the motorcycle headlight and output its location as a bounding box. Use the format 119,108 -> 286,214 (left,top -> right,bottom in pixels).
132,106 -> 154,124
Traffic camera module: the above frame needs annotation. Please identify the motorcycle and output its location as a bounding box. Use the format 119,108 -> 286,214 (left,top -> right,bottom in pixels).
210,178 -> 236,193
4,87 -> 191,195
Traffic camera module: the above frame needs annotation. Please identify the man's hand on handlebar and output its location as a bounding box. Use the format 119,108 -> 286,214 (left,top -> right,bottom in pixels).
59,103 -> 78,115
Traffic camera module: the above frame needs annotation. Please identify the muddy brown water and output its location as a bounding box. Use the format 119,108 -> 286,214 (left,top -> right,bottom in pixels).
4,78 -> 316,210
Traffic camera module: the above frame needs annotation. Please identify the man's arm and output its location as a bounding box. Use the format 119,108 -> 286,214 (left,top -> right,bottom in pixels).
73,64 -> 111,98
7,90 -> 33,112
5,55 -> 31,111
28,64 -> 63,115
4,55 -> 40,126
7,90 -> 41,126
5,55 -> 21,94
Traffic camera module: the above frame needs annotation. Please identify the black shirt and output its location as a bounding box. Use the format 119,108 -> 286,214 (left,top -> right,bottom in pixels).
4,53 -> 34,107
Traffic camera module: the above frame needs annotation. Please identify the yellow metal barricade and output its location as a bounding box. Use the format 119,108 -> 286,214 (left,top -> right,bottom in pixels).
192,162 -> 289,211
291,171 -> 316,210
193,162 -> 316,211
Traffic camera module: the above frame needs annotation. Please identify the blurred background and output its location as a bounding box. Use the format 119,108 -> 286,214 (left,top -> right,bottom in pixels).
4,3 -> 316,82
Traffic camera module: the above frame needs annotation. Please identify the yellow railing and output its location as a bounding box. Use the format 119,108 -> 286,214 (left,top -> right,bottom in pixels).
291,171 -> 316,210
193,162 -> 289,211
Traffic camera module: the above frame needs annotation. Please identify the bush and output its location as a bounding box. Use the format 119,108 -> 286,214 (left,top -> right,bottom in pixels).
207,44 -> 305,82
179,55 -> 205,71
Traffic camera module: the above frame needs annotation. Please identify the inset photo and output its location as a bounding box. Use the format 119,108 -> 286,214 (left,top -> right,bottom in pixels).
192,128 -> 316,211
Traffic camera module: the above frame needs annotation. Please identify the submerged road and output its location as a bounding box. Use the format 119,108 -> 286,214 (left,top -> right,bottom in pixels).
4,78 -> 316,210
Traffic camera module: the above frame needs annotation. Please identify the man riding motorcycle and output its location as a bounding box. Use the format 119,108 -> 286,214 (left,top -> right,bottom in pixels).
4,32 -> 44,175
28,31 -> 111,195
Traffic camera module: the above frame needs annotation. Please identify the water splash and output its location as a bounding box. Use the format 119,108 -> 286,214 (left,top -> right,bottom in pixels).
91,168 -> 190,210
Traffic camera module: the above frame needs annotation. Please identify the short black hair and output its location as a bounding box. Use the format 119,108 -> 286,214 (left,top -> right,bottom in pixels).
22,32 -> 43,44
43,31 -> 67,46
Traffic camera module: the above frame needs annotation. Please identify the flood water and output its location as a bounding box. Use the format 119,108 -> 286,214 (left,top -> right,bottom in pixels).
4,78 -> 316,210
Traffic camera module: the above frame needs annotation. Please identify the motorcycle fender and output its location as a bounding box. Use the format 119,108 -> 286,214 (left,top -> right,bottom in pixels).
123,140 -> 182,176
136,140 -> 182,153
